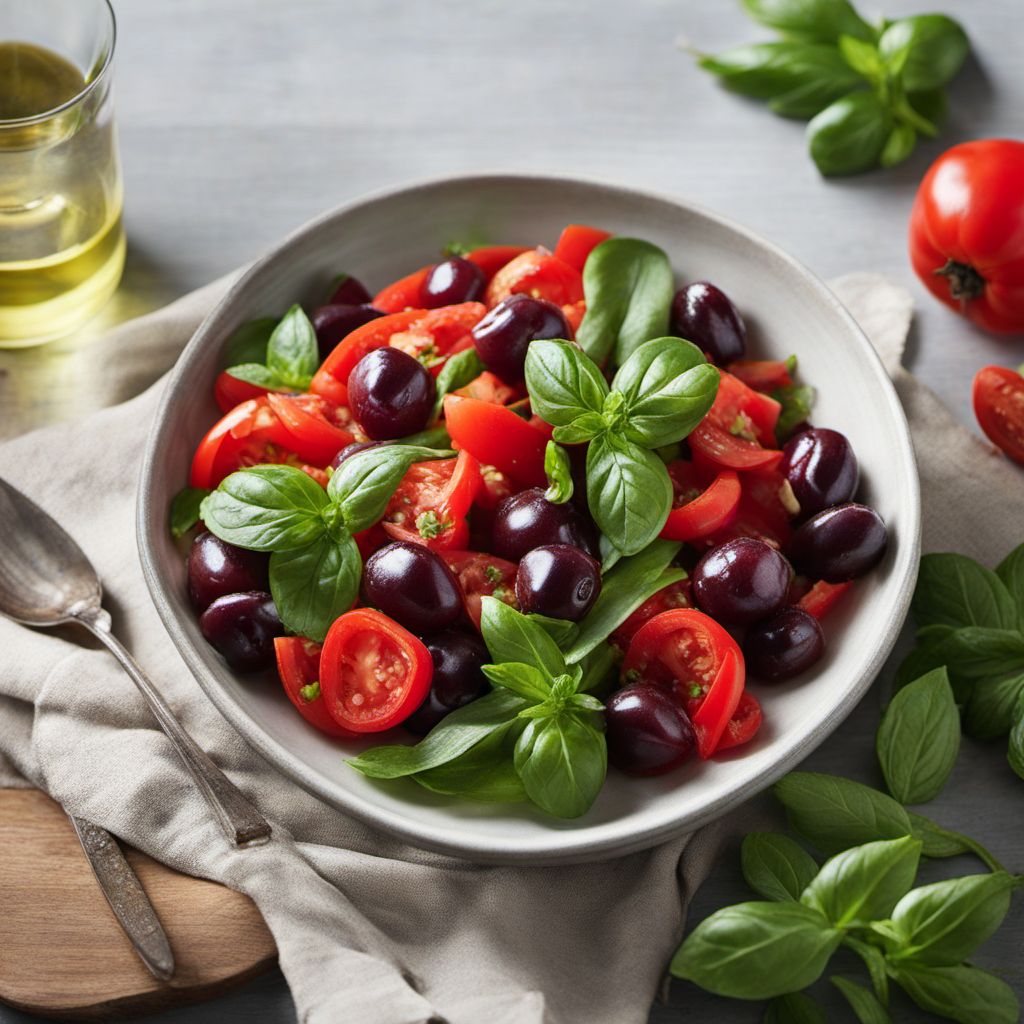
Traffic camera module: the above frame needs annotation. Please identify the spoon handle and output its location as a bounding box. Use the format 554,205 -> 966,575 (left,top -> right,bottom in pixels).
77,610 -> 272,847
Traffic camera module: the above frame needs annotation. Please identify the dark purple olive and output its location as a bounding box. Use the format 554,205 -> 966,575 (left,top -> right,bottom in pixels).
310,304 -> 383,361
327,274 -> 372,306
363,541 -> 462,634
605,684 -> 696,776
421,257 -> 486,308
329,440 -> 388,471
187,533 -> 268,612
781,428 -> 858,517
471,294 -> 573,384
404,629 -> 489,735
490,487 -> 598,561
199,591 -> 283,672
515,544 -> 602,621
744,607 -> 825,682
788,503 -> 887,582
670,281 -> 746,365
692,537 -> 792,625
348,347 -> 436,440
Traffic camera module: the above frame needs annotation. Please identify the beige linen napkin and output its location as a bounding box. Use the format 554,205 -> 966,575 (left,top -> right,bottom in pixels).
0,272 -> 1020,1024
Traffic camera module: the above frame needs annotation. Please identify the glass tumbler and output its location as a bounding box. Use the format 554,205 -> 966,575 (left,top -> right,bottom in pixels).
0,0 -> 124,347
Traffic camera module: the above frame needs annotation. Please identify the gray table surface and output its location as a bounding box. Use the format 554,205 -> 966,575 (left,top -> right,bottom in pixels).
2,0 -> 1022,1021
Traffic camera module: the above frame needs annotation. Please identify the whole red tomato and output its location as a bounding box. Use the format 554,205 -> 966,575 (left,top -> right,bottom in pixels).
909,139 -> 1024,335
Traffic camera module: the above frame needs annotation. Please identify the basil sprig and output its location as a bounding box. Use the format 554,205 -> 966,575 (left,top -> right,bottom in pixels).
223,305 -> 320,392
199,445 -> 451,641
525,338 -> 718,555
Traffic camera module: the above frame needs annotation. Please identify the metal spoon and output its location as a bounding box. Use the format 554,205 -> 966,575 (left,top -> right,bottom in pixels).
0,476 -> 271,846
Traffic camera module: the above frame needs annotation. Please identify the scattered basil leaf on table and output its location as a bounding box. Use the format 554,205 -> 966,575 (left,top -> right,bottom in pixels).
543,441 -> 574,504
842,934 -> 891,1005
222,316 -> 277,367
996,541 -> 1024,625
431,348 -> 485,418
169,486 -> 210,539
740,0 -> 874,44
807,91 -> 892,176
763,990 -> 827,1024
741,832 -> 819,902
913,552 -> 1018,630
890,962 -> 1020,1024
963,673 -> 1024,739
877,14 -> 969,92
1008,696 -> 1024,780
830,975 -> 892,1024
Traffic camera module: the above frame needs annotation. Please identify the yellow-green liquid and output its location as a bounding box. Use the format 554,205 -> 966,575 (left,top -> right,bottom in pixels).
0,42 -> 125,347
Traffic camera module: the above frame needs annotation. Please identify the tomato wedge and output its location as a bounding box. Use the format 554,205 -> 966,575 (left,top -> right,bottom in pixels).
690,422 -> 784,472
465,245 -> 530,281
372,265 -> 432,313
706,371 -> 781,447
973,365 -> 1024,464
622,608 -> 746,759
266,393 -> 354,466
660,462 -> 740,542
444,395 -> 548,487
797,579 -> 854,619
485,249 -> 585,308
443,550 -> 519,629
453,370 -> 521,406
727,359 -> 794,393
713,692 -> 763,752
553,224 -> 612,272
275,637 -> 356,738
320,609 -> 432,733
214,370 -> 286,413
611,579 -> 693,651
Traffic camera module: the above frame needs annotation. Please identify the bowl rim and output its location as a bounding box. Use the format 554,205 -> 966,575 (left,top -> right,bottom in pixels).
137,171 -> 921,865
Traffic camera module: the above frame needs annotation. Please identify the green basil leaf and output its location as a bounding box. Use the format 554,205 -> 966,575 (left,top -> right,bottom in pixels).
879,122 -> 917,168
432,348 -> 485,419
741,832 -> 819,902
906,811 -> 972,858
412,719 -> 527,802
938,627 -> 1024,680
611,337 -> 720,448
480,596 -> 567,678
551,414 -> 606,444
670,901 -> 841,999
577,642 -> 615,694
169,486 -> 210,539
347,688 -> 527,779
807,91 -> 892,176
268,533 -> 359,643
395,422 -> 451,449
763,991 -> 827,1024
565,541 -> 684,662
772,383 -> 815,440
773,772 -> 912,855
740,0 -> 874,43
963,673 -> 1024,739
888,872 -> 1015,966
878,15 -> 969,92
996,542 -> 1024,619
200,465 -> 329,552
586,432 -> 673,556
222,317 -> 277,367
801,836 -> 921,926
698,41 -> 866,120
544,441 -> 574,504
523,339 -> 608,426
266,304 -> 319,388
876,667 -> 960,803
831,976 -> 893,1024
528,613 -> 579,648
223,362 -> 288,389
838,34 -> 883,79
1008,696 -> 1024,780
327,444 -> 454,533
513,711 -> 606,818
481,662 -> 551,703
576,238 -> 674,365
913,552 -> 1018,630
843,935 -> 891,1006
892,963 -> 1019,1024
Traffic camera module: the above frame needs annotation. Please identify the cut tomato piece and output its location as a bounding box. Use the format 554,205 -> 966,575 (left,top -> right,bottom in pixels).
372,265 -> 433,313
453,370 -> 521,406
213,370 -> 287,413
660,462 -> 741,542
465,245 -> 530,281
973,365 -> 1024,465
702,467 -> 795,550
320,609 -> 432,733
275,637 -> 356,738
443,550 -> 518,630
797,579 -> 854,619
552,224 -> 612,272
266,393 -> 354,466
562,299 -> 587,334
714,692 -> 763,752
727,359 -> 794,393
611,579 -> 693,651
690,422 -> 784,472
485,249 -> 585,308
705,370 -> 781,447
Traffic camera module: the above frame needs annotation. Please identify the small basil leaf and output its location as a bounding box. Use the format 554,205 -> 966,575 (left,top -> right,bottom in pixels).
513,712 -> 606,818
889,872 -> 1015,966
843,935 -> 891,1006
169,486 -> 210,539
892,963 -> 1019,1024
395,422 -> 451,449
906,812 -> 972,858
347,688 -> 528,779
551,414 -> 606,444
740,0 -> 874,43
586,432 -> 673,557
479,596 -> 567,678
611,337 -> 720,448
481,662 -> 552,703
222,317 -> 277,367
831,976 -> 893,1024
997,542 -> 1024,630
576,238 -> 674,365
670,901 -> 841,999
938,628 -> 1024,680
878,14 -> 969,92
876,667 -> 960,803
524,340 -> 609,426
266,304 -> 319,388
223,362 -> 288,389
838,34 -> 883,80
1009,696 -> 1024,781
741,832 -> 819,902
528,612 -> 579,648
412,720 -> 527,803
807,91 -> 892,176
879,122 -> 917,168
763,991 -> 827,1024
577,642 -> 615,695
963,673 -> 1024,739
200,465 -> 329,552
772,382 -> 815,440
544,441 -> 574,504
913,552 -> 1018,630
773,772 -> 912,855
268,533 -> 359,643
800,836 -> 921,926
432,348 -> 485,419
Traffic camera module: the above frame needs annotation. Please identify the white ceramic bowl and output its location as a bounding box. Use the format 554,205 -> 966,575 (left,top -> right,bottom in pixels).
137,174 -> 920,865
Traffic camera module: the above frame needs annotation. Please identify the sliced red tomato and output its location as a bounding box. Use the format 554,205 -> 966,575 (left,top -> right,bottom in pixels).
266,393 -> 354,466
465,245 -> 530,281
443,550 -> 519,630
320,609 -> 432,733
562,299 -> 587,334
381,450 -> 481,551
660,462 -> 741,542
310,303 -> 485,407
706,371 -> 781,447
622,608 -> 745,759
372,265 -> 433,313
690,422 -> 784,473
702,467 -> 795,550
798,579 -> 854,619
444,394 -> 548,487
275,637 -> 356,738
611,579 -> 693,651
453,371 -> 521,405
727,359 -> 794,393
714,692 -> 763,752
552,224 -> 612,272
973,365 -> 1024,464
485,249 -> 585,308
475,465 -> 515,510
190,397 -> 294,489
214,370 -> 286,413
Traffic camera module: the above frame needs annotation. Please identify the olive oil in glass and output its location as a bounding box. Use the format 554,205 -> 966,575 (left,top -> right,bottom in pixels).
0,1 -> 124,347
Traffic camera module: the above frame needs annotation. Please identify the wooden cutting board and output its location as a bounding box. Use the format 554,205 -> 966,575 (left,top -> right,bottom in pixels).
0,789 -> 277,1020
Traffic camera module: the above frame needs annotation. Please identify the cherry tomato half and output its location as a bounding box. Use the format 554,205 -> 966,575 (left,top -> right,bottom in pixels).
797,579 -> 854,619
611,578 -> 693,651
443,550 -> 519,630
973,365 -> 1024,464
552,224 -> 612,272
726,359 -> 794,393
701,467 -> 795,550
465,245 -> 530,281
373,265 -> 433,313
660,462 -> 741,542
275,637 -> 356,738
266,393 -> 354,466
320,609 -> 433,733
485,249 -> 585,308
714,692 -> 763,752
